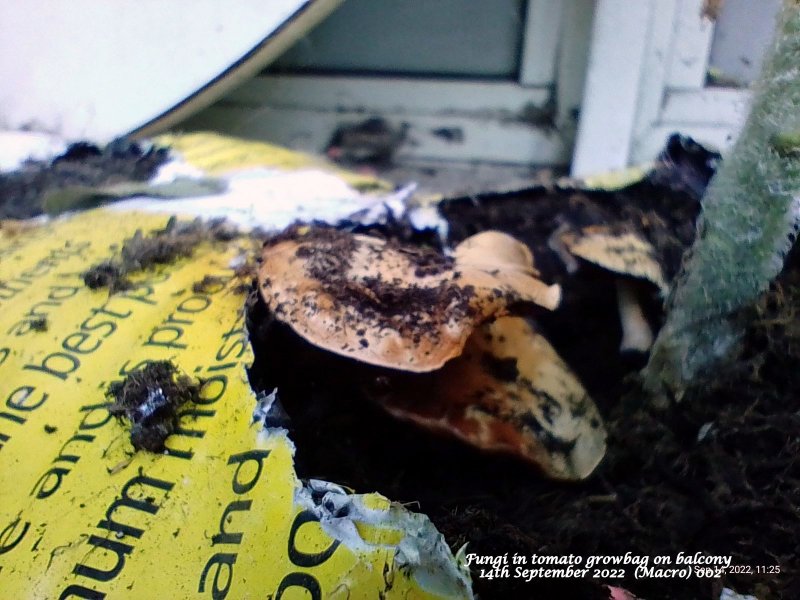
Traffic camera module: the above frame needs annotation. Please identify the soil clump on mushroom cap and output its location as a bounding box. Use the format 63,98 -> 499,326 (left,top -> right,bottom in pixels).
265,224 -> 464,326
294,227 -> 471,339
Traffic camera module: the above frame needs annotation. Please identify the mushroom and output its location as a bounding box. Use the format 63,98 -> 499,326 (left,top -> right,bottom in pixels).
259,227 -> 607,479
559,226 -> 666,353
452,229 -> 537,275
258,227 -> 560,372
368,316 -> 607,480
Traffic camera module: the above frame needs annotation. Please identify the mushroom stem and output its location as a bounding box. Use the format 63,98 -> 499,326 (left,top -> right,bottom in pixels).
548,222 -> 580,274
616,279 -> 654,353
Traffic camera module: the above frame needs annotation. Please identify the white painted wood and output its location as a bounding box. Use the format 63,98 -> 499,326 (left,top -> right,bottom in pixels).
519,0 -> 564,87
187,75 -> 569,164
571,0 -> 654,177
666,0 -> 715,89
186,90 -> 570,165
223,75 -> 551,117
0,0 -> 341,142
631,0 -> 680,156
181,1 -> 592,168
572,0 -> 753,173
631,123 -> 743,164
661,88 -> 751,125
184,0 -> 591,168
631,87 -> 751,162
555,0 -> 595,128
708,0 -> 781,85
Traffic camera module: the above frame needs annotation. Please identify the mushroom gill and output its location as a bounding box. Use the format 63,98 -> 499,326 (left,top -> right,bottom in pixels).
369,316 -> 607,480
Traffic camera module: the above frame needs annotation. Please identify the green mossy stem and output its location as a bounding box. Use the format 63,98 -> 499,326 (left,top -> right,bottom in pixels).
643,0 -> 800,402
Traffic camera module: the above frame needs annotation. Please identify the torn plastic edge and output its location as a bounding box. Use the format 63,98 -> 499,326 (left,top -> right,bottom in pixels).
294,480 -> 474,600
348,182 -> 417,224
252,388 -> 292,432
251,388 -> 474,599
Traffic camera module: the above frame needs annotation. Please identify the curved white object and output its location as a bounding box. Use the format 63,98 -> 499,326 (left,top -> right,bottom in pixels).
0,0 -> 340,142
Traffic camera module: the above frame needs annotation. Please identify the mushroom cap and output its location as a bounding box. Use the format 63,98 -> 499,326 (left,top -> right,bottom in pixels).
453,230 -> 537,274
454,230 -> 559,322
259,228 -> 559,372
561,226 -> 668,293
372,316 -> 607,480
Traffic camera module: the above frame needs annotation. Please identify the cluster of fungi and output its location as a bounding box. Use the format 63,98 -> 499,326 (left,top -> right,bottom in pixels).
257,224 -> 667,480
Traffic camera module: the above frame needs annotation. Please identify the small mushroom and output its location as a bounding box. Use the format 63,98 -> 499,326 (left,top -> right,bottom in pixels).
452,230 -> 561,323
614,279 -> 654,353
259,227 -> 559,372
453,230 -> 537,274
547,221 -> 580,274
559,226 -> 666,353
562,227 -> 668,293
369,316 -> 607,480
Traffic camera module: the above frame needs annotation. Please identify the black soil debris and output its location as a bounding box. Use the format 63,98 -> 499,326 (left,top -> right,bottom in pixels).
83,216 -> 238,292
247,257 -> 800,599
335,274 -> 472,337
192,274 -> 228,294
277,225 -> 360,282
246,137 -> 797,599
29,316 -> 48,332
83,261 -> 128,291
106,360 -> 199,452
325,117 -> 407,166
440,135 -> 715,286
438,136 -> 715,393
0,138 -> 168,220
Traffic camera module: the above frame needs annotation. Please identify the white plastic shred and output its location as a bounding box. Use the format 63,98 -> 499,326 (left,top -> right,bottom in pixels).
109,165 -> 386,231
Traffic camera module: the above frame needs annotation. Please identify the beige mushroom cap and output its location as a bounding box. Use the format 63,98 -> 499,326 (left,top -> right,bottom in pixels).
373,316 -> 607,480
454,230 -> 559,321
453,230 -> 537,274
259,228 -> 559,372
562,226 -> 668,293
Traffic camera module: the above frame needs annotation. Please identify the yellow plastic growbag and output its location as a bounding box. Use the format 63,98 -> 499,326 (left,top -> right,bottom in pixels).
0,209 -> 472,599
154,131 -> 391,192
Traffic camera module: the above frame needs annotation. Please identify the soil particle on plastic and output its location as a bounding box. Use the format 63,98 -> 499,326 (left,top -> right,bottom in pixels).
192,275 -> 227,294
83,217 -> 238,292
29,316 -> 49,332
106,361 -> 199,452
83,261 -> 130,292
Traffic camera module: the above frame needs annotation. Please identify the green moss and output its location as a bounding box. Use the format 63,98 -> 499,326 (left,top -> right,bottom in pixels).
643,1 -> 800,401
770,131 -> 800,157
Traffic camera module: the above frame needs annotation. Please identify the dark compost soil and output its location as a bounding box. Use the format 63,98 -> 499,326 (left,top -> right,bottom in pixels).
247,138 -> 798,599
0,139 -> 167,220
